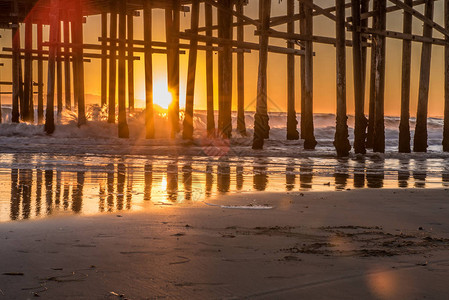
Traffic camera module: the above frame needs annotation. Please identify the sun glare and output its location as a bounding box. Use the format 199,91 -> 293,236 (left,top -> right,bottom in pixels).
153,80 -> 173,110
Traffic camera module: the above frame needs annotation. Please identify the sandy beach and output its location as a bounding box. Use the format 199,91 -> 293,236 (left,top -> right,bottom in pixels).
1,188 -> 449,299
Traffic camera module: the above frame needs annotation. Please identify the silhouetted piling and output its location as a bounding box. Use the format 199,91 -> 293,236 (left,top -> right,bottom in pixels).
101,12 -> 107,108
414,0 -> 434,152
64,19 -> 71,110
183,0 -> 200,140
56,21 -> 63,115
334,0 -> 351,157
252,0 -> 271,149
44,0 -> 58,134
143,1 -> 154,139
352,0 -> 367,154
73,0 -> 86,126
373,0 -> 386,153
286,0 -> 299,140
37,23 -> 44,124
117,0 -> 129,138
127,12 -> 135,112
108,6 -> 117,124
218,0 -> 233,139
23,14 -> 32,122
399,0 -> 413,153
302,0 -> 317,150
205,3 -> 215,137
11,0 -> 20,123
237,1 -> 247,137
444,0 -> 449,152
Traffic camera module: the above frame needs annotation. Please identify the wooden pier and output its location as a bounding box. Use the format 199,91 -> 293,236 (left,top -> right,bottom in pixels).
1,0 -> 449,155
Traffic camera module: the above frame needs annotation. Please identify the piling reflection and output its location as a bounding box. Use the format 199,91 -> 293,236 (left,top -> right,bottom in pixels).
217,163 -> 230,194
144,164 -> 153,201
107,164 -> 114,212
253,159 -> 268,191
335,158 -> 349,190
45,170 -> 53,215
35,169 -> 42,216
2,156 -> 448,222
167,162 -> 178,202
300,162 -> 313,190
413,160 -> 427,188
72,171 -> 84,213
117,164 -> 126,210
205,164 -> 213,198
443,172 -> 449,187
286,165 -> 296,191
366,159 -> 384,188
236,163 -> 244,191
353,157 -> 366,188
398,158 -> 410,188
182,164 -> 192,201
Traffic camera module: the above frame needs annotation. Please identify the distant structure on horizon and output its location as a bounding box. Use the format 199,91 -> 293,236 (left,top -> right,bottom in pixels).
0,0 -> 449,156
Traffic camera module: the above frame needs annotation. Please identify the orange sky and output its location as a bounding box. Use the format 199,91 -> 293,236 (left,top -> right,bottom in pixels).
0,1 -> 447,117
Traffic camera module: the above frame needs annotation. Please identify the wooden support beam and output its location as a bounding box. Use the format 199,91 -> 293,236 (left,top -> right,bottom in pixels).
399,0 -> 413,153
254,29 -> 367,48
56,21 -> 63,114
360,28 -> 448,46
302,0 -> 317,150
108,8 -> 117,123
118,0 -> 129,138
286,0 -> 299,140
205,2 -> 215,137
44,0 -> 58,134
37,23 -> 44,124
73,0 -> 86,126
11,0 -> 20,123
143,1 -> 154,139
414,0 -> 435,152
64,20 -> 71,110
127,12 -> 135,111
204,0 -> 261,27
252,0 -> 271,149
182,0 -> 200,140
373,0 -> 387,153
217,0 -> 233,139
101,12 -> 107,108
445,0 -> 449,152
352,0 -> 367,154
334,0 -> 351,156
353,0 -> 428,20
300,1 -> 306,140
389,0 -> 449,37
23,14 -> 32,122
180,31 -> 304,55
237,1 -> 247,137
166,0 -> 181,137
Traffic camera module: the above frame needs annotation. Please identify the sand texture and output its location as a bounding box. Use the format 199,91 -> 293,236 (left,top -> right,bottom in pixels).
1,188 -> 449,299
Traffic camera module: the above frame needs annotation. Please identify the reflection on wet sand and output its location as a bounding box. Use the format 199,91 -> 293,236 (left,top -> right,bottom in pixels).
366,159 -> 384,188
217,163 -> 230,194
286,165 -> 295,191
183,164 -> 192,201
2,155 -> 449,222
144,164 -> 152,202
254,159 -> 268,191
335,158 -> 349,190
413,160 -> 427,188
398,159 -> 410,188
167,163 -> 178,202
300,162 -> 313,190
353,158 -> 366,188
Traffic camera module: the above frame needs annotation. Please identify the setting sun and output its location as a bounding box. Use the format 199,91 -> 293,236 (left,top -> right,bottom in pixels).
153,80 -> 172,110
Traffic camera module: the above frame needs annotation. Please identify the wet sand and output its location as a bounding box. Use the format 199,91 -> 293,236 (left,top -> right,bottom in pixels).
1,188 -> 449,299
